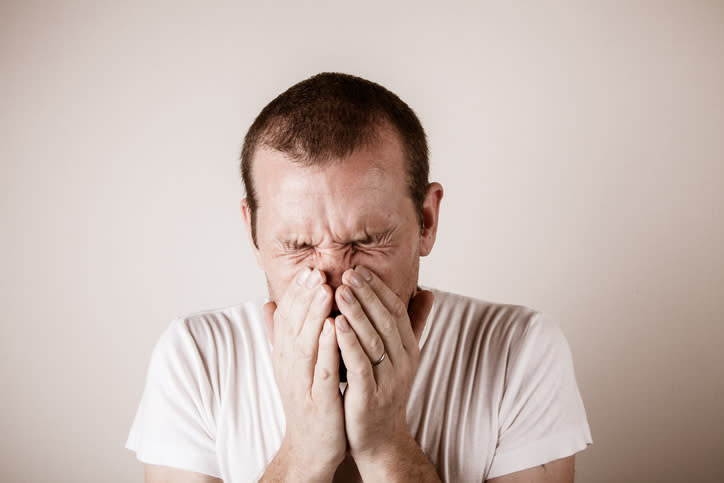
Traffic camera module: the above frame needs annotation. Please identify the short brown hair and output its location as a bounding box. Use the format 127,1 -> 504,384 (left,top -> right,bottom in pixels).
240,72 -> 429,245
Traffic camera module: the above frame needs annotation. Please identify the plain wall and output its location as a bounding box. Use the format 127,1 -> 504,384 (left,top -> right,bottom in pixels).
2,1 -> 722,482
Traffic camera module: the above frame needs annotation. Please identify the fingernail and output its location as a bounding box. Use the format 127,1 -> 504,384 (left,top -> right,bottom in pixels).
355,266 -> 372,281
336,316 -> 350,332
296,268 -> 311,286
306,269 -> 322,288
346,270 -> 364,288
323,319 -> 332,335
340,285 -> 354,303
314,285 -> 327,303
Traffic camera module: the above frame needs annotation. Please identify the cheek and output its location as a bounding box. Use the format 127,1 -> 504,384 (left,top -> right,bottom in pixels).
261,257 -> 300,300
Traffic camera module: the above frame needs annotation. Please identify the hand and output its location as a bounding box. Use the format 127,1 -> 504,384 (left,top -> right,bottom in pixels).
263,268 -> 346,481
333,266 -> 434,465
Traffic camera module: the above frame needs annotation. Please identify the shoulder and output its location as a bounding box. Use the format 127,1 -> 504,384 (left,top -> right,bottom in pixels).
424,288 -> 549,345
151,298 -> 269,367
421,288 -> 572,376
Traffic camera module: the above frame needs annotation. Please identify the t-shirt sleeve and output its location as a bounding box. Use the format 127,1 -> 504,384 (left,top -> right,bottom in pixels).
486,312 -> 592,479
125,318 -> 222,478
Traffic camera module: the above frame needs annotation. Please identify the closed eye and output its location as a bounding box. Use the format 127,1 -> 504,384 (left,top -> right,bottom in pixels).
277,241 -> 315,259
353,236 -> 395,253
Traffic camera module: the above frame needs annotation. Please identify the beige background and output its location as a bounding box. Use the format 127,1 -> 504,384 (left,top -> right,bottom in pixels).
2,1 -> 723,482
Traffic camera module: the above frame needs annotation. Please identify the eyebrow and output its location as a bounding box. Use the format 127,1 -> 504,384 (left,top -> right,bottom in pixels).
360,227 -> 396,244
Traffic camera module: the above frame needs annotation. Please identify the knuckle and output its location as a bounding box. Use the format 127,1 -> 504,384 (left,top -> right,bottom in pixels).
292,339 -> 315,361
390,298 -> 407,318
361,287 -> 378,306
377,313 -> 396,333
368,336 -> 384,357
306,305 -> 326,323
352,364 -> 373,380
315,366 -> 332,381
345,299 -> 362,317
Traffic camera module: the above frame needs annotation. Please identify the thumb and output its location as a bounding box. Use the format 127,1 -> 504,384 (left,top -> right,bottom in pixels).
263,301 -> 277,342
408,290 -> 434,342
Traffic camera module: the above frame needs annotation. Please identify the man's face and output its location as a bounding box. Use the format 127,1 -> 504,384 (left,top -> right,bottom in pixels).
242,128 -> 440,310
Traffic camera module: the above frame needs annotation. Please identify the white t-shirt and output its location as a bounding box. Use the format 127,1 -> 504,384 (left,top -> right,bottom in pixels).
126,289 -> 592,482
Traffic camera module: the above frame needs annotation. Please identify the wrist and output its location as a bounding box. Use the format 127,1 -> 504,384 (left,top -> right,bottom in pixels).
264,436 -> 340,483
352,429 -> 441,482
352,430 -> 420,481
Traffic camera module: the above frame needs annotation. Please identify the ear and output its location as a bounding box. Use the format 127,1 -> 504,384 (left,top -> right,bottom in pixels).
419,182 -> 443,257
240,198 -> 264,269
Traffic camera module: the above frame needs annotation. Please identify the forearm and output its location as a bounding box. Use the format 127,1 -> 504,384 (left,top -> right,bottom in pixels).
353,431 -> 441,483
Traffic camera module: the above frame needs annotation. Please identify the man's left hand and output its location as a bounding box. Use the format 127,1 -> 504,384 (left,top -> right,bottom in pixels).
333,265 -> 434,468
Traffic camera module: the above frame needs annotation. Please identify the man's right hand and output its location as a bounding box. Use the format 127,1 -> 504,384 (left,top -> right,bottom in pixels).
260,267 -> 346,482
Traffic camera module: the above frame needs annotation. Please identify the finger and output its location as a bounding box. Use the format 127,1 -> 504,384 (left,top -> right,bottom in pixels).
285,270 -> 328,386
408,290 -> 434,342
297,283 -> 333,357
334,284 -> 386,364
273,267 -> 313,336
353,266 -> 421,353
284,269 -> 328,338
311,319 -> 341,406
342,268 -> 404,363
335,315 -> 377,395
273,268 -> 328,391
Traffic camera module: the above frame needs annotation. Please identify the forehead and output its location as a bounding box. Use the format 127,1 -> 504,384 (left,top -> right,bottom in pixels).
252,127 -> 407,199
251,129 -> 412,234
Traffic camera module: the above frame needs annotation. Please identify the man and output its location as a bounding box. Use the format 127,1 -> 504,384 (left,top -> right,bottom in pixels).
126,72 -> 592,482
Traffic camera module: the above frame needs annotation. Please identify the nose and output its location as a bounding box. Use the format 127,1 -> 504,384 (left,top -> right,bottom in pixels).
312,247 -> 353,292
